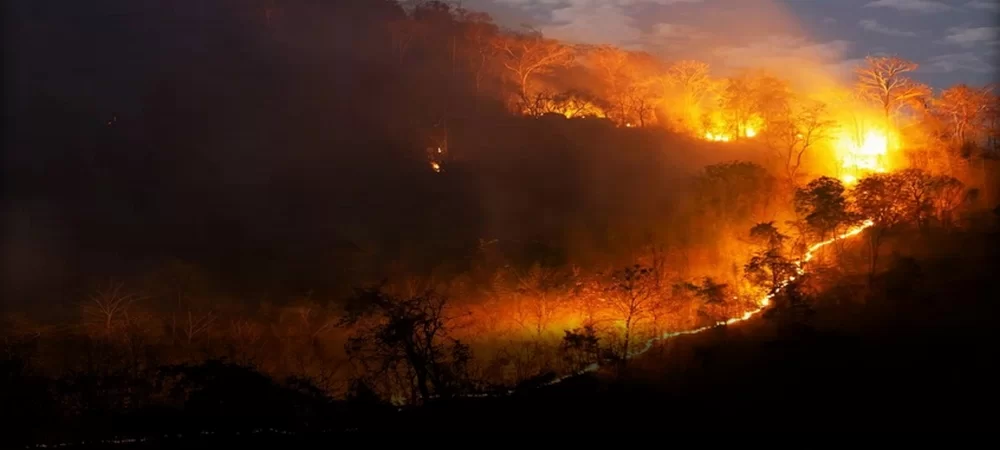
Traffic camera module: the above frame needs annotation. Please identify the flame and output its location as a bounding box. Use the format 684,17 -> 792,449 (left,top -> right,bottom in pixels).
837,129 -> 889,182
701,117 -> 760,142
704,131 -> 731,142
430,161 -> 441,172
623,219 -> 872,359
427,220 -> 875,401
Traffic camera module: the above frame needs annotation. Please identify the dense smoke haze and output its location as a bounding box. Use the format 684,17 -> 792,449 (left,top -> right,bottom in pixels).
2,0 -> 998,442
3,0 -> 785,308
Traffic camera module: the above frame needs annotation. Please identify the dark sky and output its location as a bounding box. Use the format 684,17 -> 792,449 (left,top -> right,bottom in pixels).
467,0 -> 999,89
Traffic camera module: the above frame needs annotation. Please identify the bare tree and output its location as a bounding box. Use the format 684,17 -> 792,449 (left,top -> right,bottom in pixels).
590,45 -> 631,124
855,55 -> 931,125
514,263 -> 567,337
604,265 -> 659,362
183,308 -> 216,345
766,99 -> 837,184
83,281 -> 141,338
493,29 -> 575,109
933,84 -> 994,145
665,60 -> 712,107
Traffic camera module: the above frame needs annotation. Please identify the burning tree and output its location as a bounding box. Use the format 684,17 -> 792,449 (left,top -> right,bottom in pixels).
588,46 -> 660,126
591,45 -> 631,123
766,100 -> 837,184
678,277 -> 732,326
719,74 -> 758,139
663,60 -> 713,130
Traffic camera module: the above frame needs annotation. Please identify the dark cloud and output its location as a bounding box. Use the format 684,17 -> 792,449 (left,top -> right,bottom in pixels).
859,19 -> 918,37
472,0 -> 998,87
864,0 -> 952,13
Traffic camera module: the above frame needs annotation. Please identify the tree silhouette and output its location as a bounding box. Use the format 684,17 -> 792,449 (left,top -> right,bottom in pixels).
493,29 -> 575,110
560,325 -> 600,372
852,173 -> 907,280
604,265 -> 659,362
744,222 -> 797,293
855,55 -> 931,125
340,286 -> 469,403
663,60 -> 712,130
767,100 -> 837,184
795,176 -> 855,241
679,277 -> 731,325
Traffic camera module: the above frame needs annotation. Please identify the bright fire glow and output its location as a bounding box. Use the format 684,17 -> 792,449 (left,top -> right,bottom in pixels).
837,129 -> 889,182
702,121 -> 760,143
430,220 -> 874,401
551,219 -> 874,382
704,131 -> 731,142
430,161 -> 441,172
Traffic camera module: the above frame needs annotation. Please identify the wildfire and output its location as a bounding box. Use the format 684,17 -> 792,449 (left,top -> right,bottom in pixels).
701,120 -> 760,142
430,161 -> 441,172
836,129 -> 889,183
704,131 -> 731,142
605,221 -> 871,364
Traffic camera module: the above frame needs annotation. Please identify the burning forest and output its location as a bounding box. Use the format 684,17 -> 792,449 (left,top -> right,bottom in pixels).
3,0 -> 999,442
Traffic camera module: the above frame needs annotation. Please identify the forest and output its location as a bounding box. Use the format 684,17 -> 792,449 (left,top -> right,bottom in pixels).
3,0 -> 999,442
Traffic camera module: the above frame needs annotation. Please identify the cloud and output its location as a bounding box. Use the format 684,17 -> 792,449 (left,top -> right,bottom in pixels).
965,0 -> 1000,10
864,0 -> 952,13
924,52 -> 994,73
942,26 -> 999,47
541,1 -> 643,47
495,0 -> 702,7
822,17 -> 837,26
536,0 -> 704,47
712,35 -> 855,84
858,19 -> 917,37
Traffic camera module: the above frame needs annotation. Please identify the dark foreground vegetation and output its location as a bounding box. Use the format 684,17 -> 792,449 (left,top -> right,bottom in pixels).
4,0 -> 1000,445
6,220 -> 999,444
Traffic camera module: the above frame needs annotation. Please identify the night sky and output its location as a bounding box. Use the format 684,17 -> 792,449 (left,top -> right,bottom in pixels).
469,0 -> 998,88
